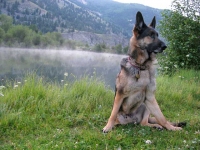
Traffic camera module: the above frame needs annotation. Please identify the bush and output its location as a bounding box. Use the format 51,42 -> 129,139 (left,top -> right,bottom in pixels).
40,33 -> 54,47
0,27 -> 5,43
4,31 -> 14,46
64,40 -> 76,49
93,44 -> 106,52
158,0 -> 200,75
115,44 -> 123,54
0,14 -> 13,32
40,32 -> 64,48
32,34 -> 41,46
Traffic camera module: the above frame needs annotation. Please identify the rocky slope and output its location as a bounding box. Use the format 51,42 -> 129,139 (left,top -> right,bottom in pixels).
62,31 -> 129,48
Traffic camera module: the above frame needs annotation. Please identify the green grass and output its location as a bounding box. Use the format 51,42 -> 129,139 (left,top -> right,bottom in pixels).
0,70 -> 200,150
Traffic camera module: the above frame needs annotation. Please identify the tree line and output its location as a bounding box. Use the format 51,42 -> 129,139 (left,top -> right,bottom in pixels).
0,14 -> 127,54
0,14 -> 65,48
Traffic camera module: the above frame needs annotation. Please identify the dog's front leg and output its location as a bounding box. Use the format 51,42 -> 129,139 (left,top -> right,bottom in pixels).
103,92 -> 125,133
145,97 -> 182,130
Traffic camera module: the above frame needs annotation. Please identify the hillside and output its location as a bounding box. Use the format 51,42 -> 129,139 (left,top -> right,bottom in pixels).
0,0 -> 122,34
71,0 -> 163,37
0,0 -> 164,47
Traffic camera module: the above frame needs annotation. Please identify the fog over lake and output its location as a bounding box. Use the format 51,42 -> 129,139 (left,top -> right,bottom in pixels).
0,48 -> 126,89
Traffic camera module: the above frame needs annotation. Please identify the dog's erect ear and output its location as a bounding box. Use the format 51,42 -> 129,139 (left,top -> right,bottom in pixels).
133,11 -> 147,36
135,11 -> 147,32
150,16 -> 156,28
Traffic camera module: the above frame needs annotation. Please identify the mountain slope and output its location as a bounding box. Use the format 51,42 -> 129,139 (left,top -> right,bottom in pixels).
71,0 -> 163,36
0,0 -> 163,36
0,0 -> 123,34
0,0 -> 164,47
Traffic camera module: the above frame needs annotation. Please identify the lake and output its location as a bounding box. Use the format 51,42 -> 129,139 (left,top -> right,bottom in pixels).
0,47 -> 126,89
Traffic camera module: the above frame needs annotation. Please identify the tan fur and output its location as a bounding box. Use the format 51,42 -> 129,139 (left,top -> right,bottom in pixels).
102,12 -> 182,133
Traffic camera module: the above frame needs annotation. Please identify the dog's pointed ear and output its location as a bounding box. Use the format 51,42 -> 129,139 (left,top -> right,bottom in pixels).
133,11 -> 147,36
150,16 -> 156,28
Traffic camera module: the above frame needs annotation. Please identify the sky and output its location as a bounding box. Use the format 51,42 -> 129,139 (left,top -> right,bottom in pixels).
113,0 -> 174,9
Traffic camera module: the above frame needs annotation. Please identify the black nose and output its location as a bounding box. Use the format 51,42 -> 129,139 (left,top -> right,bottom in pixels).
161,43 -> 167,50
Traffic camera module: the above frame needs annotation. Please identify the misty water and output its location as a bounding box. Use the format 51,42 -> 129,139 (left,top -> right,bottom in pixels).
0,47 -> 125,89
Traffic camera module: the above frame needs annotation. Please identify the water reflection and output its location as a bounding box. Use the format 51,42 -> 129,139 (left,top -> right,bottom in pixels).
0,48 -> 125,89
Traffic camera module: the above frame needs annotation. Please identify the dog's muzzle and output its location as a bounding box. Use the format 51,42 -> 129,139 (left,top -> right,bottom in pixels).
154,42 -> 167,53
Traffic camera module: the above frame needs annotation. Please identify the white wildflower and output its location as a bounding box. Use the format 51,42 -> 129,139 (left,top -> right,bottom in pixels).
61,80 -> 64,82
17,82 -> 21,84
117,147 -> 121,150
186,54 -> 189,57
14,85 -> 18,88
183,140 -> 186,143
64,72 -> 68,77
194,130 -> 200,134
174,65 -> 178,68
0,93 -> 4,96
192,139 -> 197,144
145,140 -> 152,144
0,85 -> 5,89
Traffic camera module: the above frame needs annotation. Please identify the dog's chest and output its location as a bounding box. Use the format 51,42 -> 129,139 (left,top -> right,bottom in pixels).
117,58 -> 157,95
127,70 -> 150,92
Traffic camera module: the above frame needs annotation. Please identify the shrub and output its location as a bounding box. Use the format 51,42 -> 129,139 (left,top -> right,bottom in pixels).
158,0 -> 200,75
93,44 -> 105,52
0,27 -> 5,43
0,14 -> 13,32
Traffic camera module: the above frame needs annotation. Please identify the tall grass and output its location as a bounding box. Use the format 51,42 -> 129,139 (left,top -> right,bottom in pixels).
0,70 -> 200,149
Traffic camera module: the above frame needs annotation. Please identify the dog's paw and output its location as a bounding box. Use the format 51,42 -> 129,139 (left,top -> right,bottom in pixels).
151,124 -> 163,130
167,125 -> 182,131
102,124 -> 114,133
173,126 -> 182,130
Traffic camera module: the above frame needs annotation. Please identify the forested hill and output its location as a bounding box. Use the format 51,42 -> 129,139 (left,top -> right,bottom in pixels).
0,0 -> 123,35
70,0 -> 163,36
0,0 -> 163,37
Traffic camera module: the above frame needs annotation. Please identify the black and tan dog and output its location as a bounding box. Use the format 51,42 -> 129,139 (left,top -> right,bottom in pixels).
103,11 -> 185,133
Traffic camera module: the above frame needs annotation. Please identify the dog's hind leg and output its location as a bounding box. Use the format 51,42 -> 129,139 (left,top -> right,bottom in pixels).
140,106 -> 163,129
145,98 -> 182,130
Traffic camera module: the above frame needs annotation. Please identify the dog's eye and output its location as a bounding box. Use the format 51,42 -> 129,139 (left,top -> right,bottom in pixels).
150,33 -> 155,39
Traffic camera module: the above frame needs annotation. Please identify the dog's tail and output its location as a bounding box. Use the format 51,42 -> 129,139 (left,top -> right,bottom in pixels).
171,122 -> 187,127
148,117 -> 187,128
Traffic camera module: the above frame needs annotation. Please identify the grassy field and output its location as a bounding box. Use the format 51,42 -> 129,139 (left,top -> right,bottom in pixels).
0,70 -> 200,150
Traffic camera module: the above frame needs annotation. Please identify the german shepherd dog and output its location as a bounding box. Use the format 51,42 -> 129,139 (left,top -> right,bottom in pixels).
103,11 -> 186,133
